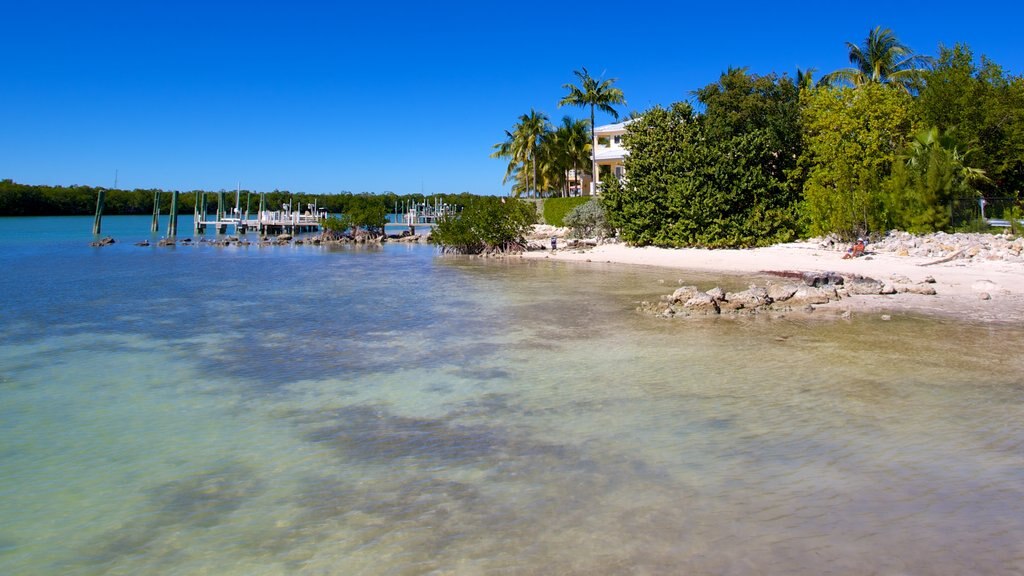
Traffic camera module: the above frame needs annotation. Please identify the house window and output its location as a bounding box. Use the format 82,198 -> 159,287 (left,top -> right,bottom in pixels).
614,166 -> 625,180
613,135 -> 622,145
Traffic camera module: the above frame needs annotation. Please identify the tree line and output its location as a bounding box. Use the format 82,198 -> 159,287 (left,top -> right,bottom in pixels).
0,179 -> 479,219
498,28 -> 1024,246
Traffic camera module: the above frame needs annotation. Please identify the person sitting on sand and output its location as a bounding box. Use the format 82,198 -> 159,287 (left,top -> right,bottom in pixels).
843,238 -> 866,259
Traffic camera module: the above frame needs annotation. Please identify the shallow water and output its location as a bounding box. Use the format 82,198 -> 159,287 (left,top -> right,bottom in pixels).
1,216 -> 1023,575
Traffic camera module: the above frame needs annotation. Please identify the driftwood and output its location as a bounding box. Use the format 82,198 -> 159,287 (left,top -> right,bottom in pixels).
918,249 -> 965,267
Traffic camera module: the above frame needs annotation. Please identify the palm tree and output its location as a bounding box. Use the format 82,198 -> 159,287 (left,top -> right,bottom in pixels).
491,109 -> 551,197
823,27 -> 933,92
559,67 -> 626,194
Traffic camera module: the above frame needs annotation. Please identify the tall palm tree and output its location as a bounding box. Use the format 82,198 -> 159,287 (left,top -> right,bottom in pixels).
545,116 -> 592,197
823,26 -> 933,92
559,67 -> 626,194
491,109 -> 551,197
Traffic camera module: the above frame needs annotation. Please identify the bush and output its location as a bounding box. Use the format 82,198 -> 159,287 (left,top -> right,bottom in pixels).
542,196 -> 590,226
433,197 -> 537,254
563,199 -> 613,239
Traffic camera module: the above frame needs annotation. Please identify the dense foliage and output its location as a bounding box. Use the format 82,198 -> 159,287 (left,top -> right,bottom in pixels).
432,197 -> 537,254
562,199 -> 613,239
603,70 -> 802,248
542,196 -> 590,226
799,84 -> 917,237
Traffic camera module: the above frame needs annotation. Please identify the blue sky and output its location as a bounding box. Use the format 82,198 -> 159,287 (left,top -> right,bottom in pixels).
3,1 -> 1022,196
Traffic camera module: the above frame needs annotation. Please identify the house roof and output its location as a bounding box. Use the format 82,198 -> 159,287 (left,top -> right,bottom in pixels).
594,118 -> 639,134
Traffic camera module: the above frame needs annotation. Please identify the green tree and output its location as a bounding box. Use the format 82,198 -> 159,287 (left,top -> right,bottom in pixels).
433,197 -> 537,254
884,126 -> 988,232
558,67 -> 626,194
916,44 -> 1024,196
799,83 -> 917,237
539,116 -> 592,197
491,109 -> 551,198
823,26 -> 932,92
602,100 -> 799,248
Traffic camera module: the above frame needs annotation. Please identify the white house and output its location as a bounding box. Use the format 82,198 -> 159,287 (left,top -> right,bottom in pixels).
583,119 -> 637,194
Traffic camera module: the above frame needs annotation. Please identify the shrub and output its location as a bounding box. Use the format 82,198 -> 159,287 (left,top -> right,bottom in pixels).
542,196 -> 589,226
433,197 -> 537,254
563,199 -> 612,239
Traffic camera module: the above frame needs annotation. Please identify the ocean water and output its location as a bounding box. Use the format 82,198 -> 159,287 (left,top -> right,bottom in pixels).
1,216 -> 1023,575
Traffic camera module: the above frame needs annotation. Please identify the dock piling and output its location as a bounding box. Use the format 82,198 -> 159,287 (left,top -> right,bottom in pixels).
168,190 -> 179,237
92,189 -> 105,235
151,191 -> 161,232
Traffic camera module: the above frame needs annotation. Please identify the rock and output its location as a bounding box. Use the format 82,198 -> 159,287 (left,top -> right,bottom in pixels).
844,275 -> 885,295
923,275 -> 936,283
802,271 -> 844,287
670,286 -> 701,303
134,240 -> 150,246
903,283 -> 937,295
277,234 -> 293,241
766,283 -> 798,302
978,292 -> 992,300
786,286 -> 836,307
157,238 -> 175,246
705,287 -> 726,301
682,293 -> 720,315
881,315 -> 892,321
90,236 -> 116,247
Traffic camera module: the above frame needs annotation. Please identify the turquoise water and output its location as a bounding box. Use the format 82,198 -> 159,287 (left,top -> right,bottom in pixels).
1,216 -> 1023,575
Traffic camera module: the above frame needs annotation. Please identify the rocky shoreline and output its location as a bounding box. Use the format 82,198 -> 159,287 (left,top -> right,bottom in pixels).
639,271 -> 941,319
524,229 -> 1024,323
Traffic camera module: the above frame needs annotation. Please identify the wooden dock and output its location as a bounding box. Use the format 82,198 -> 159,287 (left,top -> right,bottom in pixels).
195,211 -> 323,235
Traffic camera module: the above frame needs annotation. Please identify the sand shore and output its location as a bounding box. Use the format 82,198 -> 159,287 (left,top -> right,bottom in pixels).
522,238 -> 1024,323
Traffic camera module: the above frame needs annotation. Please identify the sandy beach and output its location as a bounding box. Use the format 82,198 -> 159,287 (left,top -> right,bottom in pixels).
523,236 -> 1024,323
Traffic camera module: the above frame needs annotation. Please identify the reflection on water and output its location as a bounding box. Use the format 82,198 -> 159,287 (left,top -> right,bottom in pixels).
1,221 -> 1022,575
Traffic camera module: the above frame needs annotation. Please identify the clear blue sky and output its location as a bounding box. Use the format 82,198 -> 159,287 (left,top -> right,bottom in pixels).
3,1 -> 1021,196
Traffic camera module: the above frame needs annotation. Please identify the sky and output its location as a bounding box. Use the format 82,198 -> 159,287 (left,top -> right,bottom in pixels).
3,1 -> 1022,196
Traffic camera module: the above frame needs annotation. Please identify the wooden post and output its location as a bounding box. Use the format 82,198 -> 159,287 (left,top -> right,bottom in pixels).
257,192 -> 266,233
216,191 -> 226,233
151,190 -> 161,232
168,190 -> 179,237
92,189 -> 105,235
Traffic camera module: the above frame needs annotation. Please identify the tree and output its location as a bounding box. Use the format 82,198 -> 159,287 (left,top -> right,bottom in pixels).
799,84 -> 917,237
559,67 -> 626,194
602,100 -> 799,248
823,26 -> 932,93
491,110 -> 550,197
916,44 -> 1024,196
884,126 -> 987,232
540,116 -> 592,197
432,197 -> 538,254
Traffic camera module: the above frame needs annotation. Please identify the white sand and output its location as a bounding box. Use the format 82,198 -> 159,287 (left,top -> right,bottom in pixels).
522,241 -> 1024,322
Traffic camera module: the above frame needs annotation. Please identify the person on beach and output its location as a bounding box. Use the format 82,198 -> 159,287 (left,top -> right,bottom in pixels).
843,238 -> 866,259
550,236 -> 557,251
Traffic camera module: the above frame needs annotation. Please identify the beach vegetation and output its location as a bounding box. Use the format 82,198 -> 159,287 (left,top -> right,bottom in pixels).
491,110 -> 550,198
542,196 -> 590,226
798,83 -> 916,238
883,127 -> 988,233
562,199 -> 613,239
602,69 -> 802,248
914,44 -> 1024,198
559,67 -> 627,195
433,197 -> 537,254
822,26 -> 933,93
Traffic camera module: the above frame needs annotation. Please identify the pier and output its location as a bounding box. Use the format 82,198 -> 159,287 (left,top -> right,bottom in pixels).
194,190 -> 326,235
